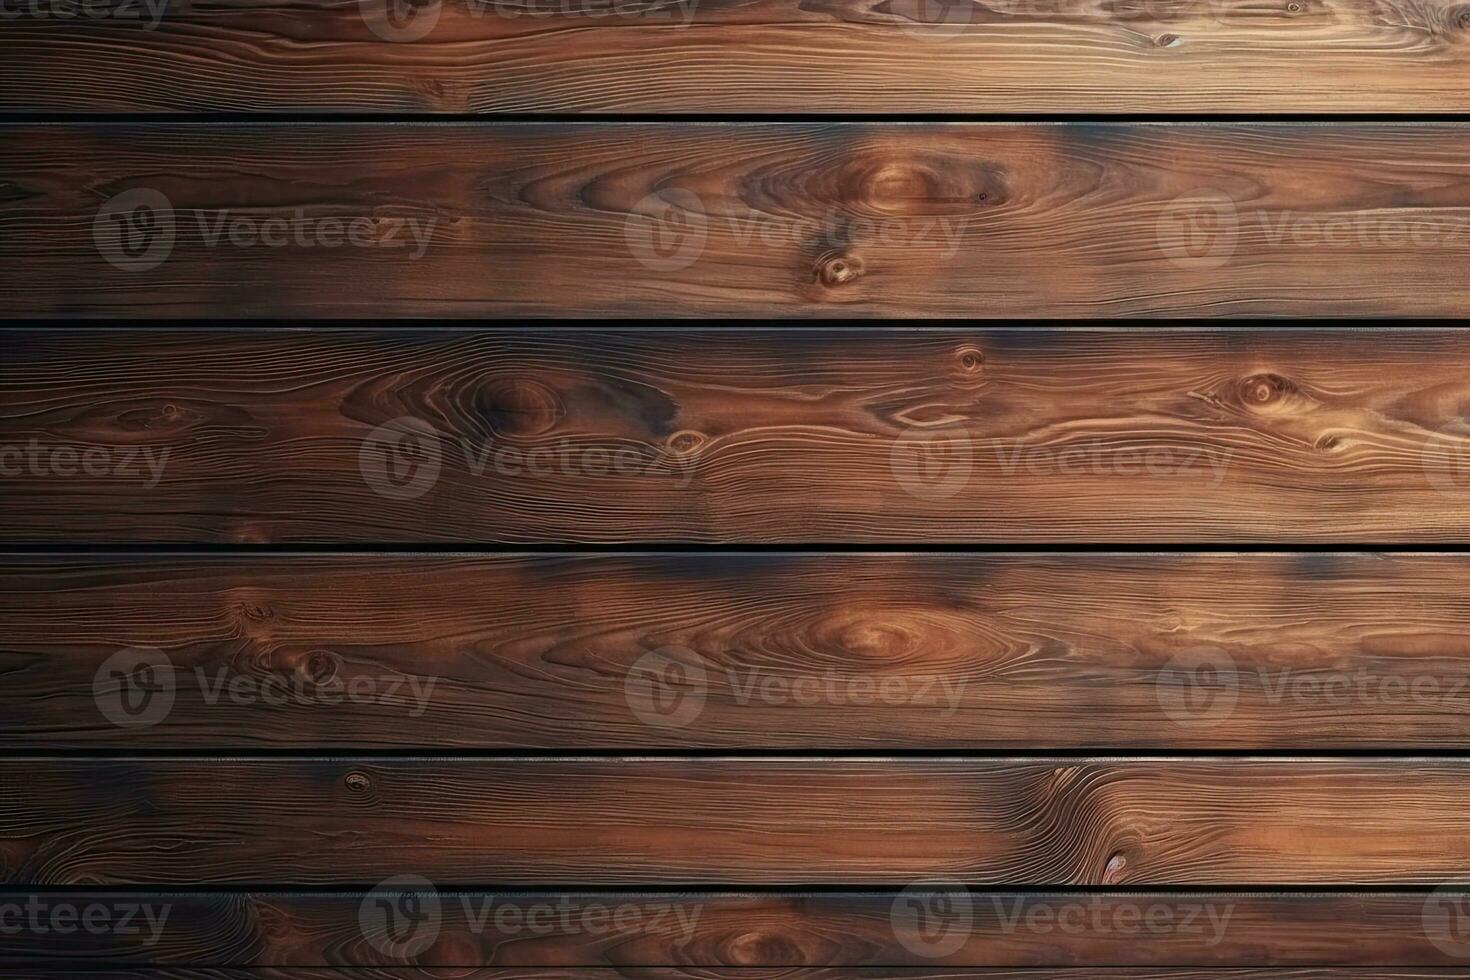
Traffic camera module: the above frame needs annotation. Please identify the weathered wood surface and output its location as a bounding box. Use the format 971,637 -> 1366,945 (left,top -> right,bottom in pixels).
2,893 -> 1467,966
6,125 -> 1470,317
20,975 -> 1470,980
10,552 -> 1470,748
5,0 -> 1470,113
7,759 -> 1470,885
8,330 -> 1470,542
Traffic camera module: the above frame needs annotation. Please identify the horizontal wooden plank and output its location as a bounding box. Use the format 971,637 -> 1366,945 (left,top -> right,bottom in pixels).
5,125 -> 1470,317
21,975 -> 1470,980
2,893 -> 1468,966
9,330 -> 1470,542
11,552 -> 1470,749
4,0 -> 1470,113
7,759 -> 1470,885
20,975 -> 1470,980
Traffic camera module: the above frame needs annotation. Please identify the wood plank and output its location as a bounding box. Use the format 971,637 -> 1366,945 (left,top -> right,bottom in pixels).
1,892 -> 1466,966
8,330 -> 1470,542
19,975 -> 1470,980
5,0 -> 1470,114
5,125 -> 1470,317
11,552 -> 1470,749
7,759 -> 1470,885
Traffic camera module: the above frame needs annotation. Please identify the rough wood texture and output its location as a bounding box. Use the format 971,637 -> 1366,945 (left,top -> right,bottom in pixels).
6,125 -> 1470,317
7,758 -> 1470,885
19,975 -> 1470,980
2,893 -> 1467,966
5,0 -> 1470,113
9,330 -> 1470,542
11,552 -> 1470,749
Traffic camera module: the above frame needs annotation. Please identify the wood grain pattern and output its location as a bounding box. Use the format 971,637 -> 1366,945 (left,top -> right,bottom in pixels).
6,125 -> 1470,317
21,975 -> 1470,980
11,552 -> 1470,749
7,758 -> 1470,885
10,330 -> 1470,542
5,0 -> 1470,113
3,893 -> 1467,966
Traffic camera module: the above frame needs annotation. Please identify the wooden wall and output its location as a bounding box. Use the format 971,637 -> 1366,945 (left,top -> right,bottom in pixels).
3,0 -> 1469,978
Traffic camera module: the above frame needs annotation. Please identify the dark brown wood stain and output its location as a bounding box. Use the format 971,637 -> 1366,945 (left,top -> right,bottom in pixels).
4,125 -> 1470,317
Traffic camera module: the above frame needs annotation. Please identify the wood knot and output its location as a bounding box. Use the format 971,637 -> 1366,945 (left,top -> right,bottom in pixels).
300,649 -> 340,685
1315,433 -> 1340,452
1102,852 -> 1128,884
725,930 -> 800,965
817,253 -> 864,286
240,602 -> 274,623
666,430 -> 707,458
344,770 -> 373,793
252,901 -> 294,940
115,399 -> 201,434
956,345 -> 984,373
1240,372 -> 1294,406
479,377 -> 563,439
1154,32 -> 1180,45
